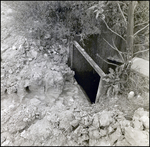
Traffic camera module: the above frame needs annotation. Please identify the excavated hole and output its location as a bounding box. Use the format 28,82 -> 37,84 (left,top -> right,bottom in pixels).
25,86 -> 30,93
74,70 -> 100,104
4,89 -> 7,94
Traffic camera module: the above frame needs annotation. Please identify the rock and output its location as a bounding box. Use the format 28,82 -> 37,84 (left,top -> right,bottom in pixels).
92,129 -> 100,139
132,108 -> 149,130
89,139 -> 97,146
28,118 -> 52,141
1,140 -> 11,146
1,136 -> 6,144
119,119 -> 131,130
99,111 -> 114,127
133,119 -> 143,130
47,113 -> 59,123
116,139 -> 131,146
109,126 -> 122,146
8,104 -> 16,111
96,138 -> 111,146
74,125 -> 83,136
140,115 -> 149,129
92,114 -> 100,128
84,116 -> 92,127
66,140 -> 79,146
128,91 -> 135,99
89,129 -> 100,139
30,98 -> 41,106
78,133 -> 89,144
89,138 -> 110,146
125,126 -> 149,146
20,140 -> 34,146
99,129 -> 107,137
70,119 -> 79,128
107,125 -> 114,134
133,108 -> 149,120
59,119 -> 72,132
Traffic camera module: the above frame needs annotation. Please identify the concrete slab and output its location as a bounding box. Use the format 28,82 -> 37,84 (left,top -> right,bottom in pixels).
131,57 -> 149,78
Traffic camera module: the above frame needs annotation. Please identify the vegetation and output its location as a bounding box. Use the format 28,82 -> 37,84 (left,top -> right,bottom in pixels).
88,1 -> 149,97
4,1 -> 149,98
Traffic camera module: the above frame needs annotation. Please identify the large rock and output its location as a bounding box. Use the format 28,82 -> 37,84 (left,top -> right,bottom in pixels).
92,114 -> 100,128
70,119 -> 80,128
133,108 -> 149,130
140,115 -> 149,129
27,117 -> 52,142
131,57 -> 149,77
99,111 -> 114,127
133,108 -> 149,120
133,119 -> 143,130
125,126 -> 149,146
89,129 -> 100,139
6,105 -> 37,133
109,126 -> 122,146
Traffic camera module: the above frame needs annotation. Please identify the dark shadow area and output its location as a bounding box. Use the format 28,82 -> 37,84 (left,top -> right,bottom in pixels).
72,43 -> 100,103
74,71 -> 100,103
25,86 -> 31,93
107,59 -> 123,71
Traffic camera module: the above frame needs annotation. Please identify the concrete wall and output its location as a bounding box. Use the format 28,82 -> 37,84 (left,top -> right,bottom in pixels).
77,22 -> 126,74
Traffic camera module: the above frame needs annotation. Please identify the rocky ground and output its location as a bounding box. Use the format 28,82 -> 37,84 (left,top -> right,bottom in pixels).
1,2 -> 149,146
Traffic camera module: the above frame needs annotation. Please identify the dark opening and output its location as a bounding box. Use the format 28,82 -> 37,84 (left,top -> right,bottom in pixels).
72,43 -> 100,103
25,86 -> 30,93
74,70 -> 100,103
107,59 -> 123,71
4,89 -> 7,94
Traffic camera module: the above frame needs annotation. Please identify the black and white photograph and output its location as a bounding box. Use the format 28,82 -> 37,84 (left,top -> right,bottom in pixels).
1,1 -> 149,146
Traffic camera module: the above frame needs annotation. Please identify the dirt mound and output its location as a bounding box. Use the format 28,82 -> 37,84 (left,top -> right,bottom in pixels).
1,2 -> 149,146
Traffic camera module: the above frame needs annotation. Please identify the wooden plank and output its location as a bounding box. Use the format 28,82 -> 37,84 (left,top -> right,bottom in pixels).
95,79 -> 102,103
69,41 -> 73,68
73,41 -> 106,77
95,77 -> 107,103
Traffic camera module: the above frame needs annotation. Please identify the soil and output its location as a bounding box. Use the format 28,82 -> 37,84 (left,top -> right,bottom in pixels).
1,2 -> 149,146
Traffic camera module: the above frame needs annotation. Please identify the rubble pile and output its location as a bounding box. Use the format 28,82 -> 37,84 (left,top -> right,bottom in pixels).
1,2 -> 149,146
1,94 -> 149,146
1,39 -> 74,103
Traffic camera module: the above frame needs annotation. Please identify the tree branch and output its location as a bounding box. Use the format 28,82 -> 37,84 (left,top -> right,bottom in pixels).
103,38 -> 127,54
134,24 -> 149,36
112,39 -> 125,63
134,21 -> 149,27
133,49 -> 149,55
102,19 -> 126,42
117,2 -> 127,27
103,38 -> 116,50
134,42 -> 149,46
96,53 -> 119,67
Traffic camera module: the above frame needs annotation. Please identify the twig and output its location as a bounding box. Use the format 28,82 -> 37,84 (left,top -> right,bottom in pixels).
117,3 -> 127,27
96,53 -> 119,67
112,39 -> 125,63
102,19 -> 126,42
103,38 -> 116,50
103,37 -> 126,55
134,24 -> 149,36
134,42 -> 149,46
117,1 -> 127,7
103,38 -> 125,53
134,21 -> 149,27
133,1 -> 138,11
133,49 -> 149,55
